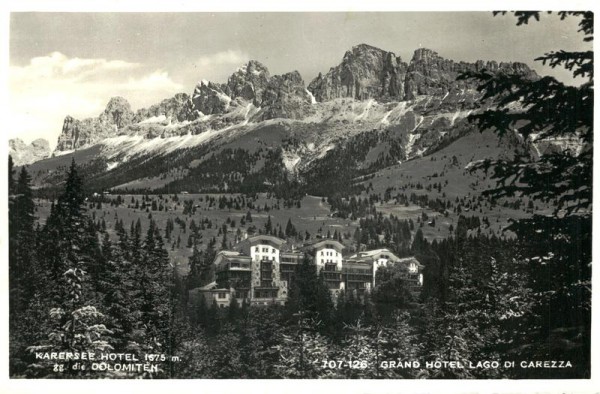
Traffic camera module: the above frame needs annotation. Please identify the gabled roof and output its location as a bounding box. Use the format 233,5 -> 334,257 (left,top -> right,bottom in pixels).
217,250 -> 243,257
233,234 -> 286,251
199,281 -> 218,291
306,239 -> 344,251
397,256 -> 425,268
347,248 -> 399,262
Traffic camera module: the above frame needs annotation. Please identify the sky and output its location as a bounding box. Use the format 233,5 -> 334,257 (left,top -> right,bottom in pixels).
8,12 -> 592,149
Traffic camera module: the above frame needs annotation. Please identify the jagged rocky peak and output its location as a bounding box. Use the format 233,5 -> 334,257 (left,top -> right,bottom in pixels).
191,80 -> 231,117
135,93 -> 191,122
404,47 -> 538,99
407,47 -> 535,75
99,96 -> 135,129
309,44 -> 540,102
56,96 -> 134,152
308,43 -> 408,102
9,138 -> 51,166
254,70 -> 314,121
188,60 -> 313,121
404,47 -> 465,99
225,60 -> 271,105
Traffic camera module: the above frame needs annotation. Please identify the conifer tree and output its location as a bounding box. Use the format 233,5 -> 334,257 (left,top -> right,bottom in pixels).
10,166 -> 37,310
26,160 -> 113,377
135,220 -> 173,355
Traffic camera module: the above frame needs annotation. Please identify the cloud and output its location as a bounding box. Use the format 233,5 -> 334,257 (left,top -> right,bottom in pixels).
185,50 -> 250,83
196,49 -> 248,68
9,52 -> 184,149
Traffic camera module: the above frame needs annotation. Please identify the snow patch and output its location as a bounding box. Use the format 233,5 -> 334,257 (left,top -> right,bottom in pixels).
106,162 -> 119,171
380,109 -> 393,125
99,123 -> 242,162
306,89 -> 317,105
465,160 -> 485,170
282,150 -> 302,173
139,115 -> 167,124
242,104 -> 253,125
450,109 -> 473,126
316,143 -> 336,159
405,132 -> 420,157
355,99 -> 374,121
413,115 -> 424,131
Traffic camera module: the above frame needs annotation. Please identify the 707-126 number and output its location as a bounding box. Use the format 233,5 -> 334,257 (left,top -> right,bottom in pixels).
321,360 -> 368,369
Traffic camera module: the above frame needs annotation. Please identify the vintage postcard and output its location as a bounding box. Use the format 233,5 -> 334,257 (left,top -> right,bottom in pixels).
3,3 -> 597,393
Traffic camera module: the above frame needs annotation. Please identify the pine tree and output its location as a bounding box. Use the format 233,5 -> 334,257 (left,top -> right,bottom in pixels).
285,255 -> 334,332
285,218 -> 296,237
264,215 -> 273,235
96,227 -> 141,354
8,155 -> 15,195
459,12 -> 593,378
135,220 -> 174,357
10,167 -> 37,310
26,268 -> 114,377
25,161 -> 113,377
273,311 -> 334,378
9,163 -> 43,376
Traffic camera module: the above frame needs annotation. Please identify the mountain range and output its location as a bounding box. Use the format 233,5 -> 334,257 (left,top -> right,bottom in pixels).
13,43 -> 555,198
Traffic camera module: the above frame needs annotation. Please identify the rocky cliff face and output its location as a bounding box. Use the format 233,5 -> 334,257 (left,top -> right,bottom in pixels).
56,116 -> 113,151
225,60 -> 271,105
253,71 -> 314,121
308,44 -> 408,102
56,97 -> 135,151
135,93 -> 190,122
9,138 -> 50,166
51,43 -> 539,156
187,60 -> 314,121
56,97 -> 134,151
100,96 -> 135,128
190,81 -> 232,116
308,45 -> 537,102
403,48 -> 537,99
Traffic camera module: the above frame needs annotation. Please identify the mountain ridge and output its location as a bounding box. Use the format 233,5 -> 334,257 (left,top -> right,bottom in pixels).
50,44 -> 537,155
9,138 -> 51,166
17,43 -> 565,207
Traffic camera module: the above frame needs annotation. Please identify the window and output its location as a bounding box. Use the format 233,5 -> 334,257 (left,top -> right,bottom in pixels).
321,251 -> 324,256
262,247 -> 268,253
217,292 -> 227,299
271,248 -> 275,254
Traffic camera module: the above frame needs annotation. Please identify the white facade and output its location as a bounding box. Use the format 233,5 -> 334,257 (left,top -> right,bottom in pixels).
315,246 -> 343,270
250,244 -> 280,263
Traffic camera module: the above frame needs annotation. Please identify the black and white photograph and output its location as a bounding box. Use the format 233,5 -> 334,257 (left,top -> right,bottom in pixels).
3,4 -> 596,389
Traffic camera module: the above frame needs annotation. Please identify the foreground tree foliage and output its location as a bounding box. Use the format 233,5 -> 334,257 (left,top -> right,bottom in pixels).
460,12 -> 592,214
456,11 -> 593,378
10,159 -> 185,378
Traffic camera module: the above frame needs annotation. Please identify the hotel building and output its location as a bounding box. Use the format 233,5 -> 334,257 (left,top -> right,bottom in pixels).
197,235 -> 423,307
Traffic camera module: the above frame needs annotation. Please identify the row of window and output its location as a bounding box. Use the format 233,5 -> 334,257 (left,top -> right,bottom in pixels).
254,246 -> 277,254
320,250 -> 339,257
254,290 -> 278,299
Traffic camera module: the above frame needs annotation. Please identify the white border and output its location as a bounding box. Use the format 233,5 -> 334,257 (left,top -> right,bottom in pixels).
1,1 -> 598,393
